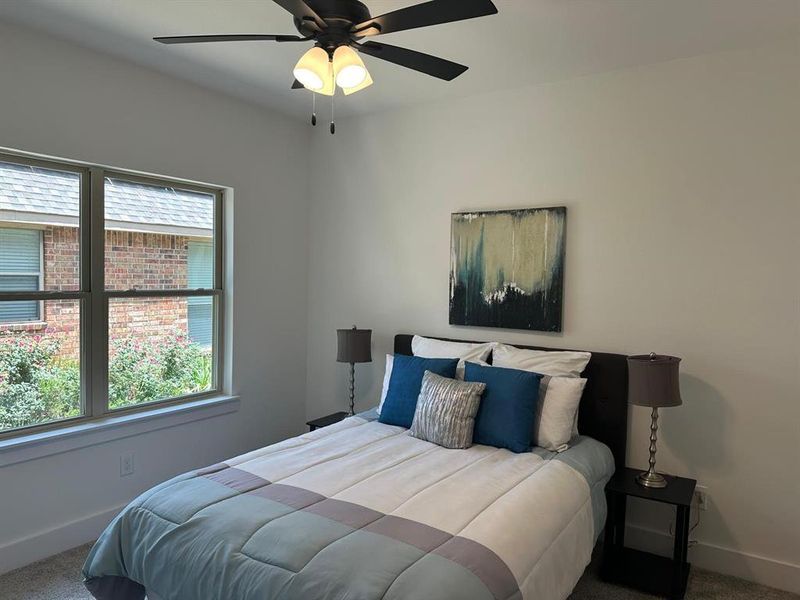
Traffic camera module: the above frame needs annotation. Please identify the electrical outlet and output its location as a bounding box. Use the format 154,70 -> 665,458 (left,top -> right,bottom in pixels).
120,453 -> 135,477
695,485 -> 708,511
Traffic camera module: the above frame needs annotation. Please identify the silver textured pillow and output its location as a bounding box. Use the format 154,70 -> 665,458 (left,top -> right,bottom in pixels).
409,371 -> 486,449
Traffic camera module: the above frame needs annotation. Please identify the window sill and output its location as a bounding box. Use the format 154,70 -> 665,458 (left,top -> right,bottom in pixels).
0,321 -> 47,332
0,394 -> 240,468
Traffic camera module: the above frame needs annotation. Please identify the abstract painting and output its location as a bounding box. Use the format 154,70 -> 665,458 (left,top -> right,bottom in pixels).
449,207 -> 566,332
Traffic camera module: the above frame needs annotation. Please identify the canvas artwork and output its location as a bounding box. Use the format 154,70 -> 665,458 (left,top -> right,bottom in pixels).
449,207 -> 566,332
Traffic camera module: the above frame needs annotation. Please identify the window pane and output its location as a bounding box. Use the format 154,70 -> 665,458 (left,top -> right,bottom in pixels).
0,161 -> 80,291
0,302 -> 39,323
187,241 -> 213,347
109,296 -> 214,410
0,275 -> 38,290
188,299 -> 213,348
188,240 -> 213,289
0,300 -> 81,433
0,274 -> 40,322
0,228 -> 40,273
105,178 -> 214,291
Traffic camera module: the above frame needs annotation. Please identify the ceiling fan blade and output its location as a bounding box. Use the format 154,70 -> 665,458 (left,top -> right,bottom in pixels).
271,0 -> 327,31
154,34 -> 307,44
356,41 -> 467,81
352,0 -> 497,37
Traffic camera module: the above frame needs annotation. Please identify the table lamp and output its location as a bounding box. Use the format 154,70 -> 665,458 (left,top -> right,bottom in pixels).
628,353 -> 683,488
336,326 -> 372,415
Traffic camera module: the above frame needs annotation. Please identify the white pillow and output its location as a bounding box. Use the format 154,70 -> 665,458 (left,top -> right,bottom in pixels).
533,376 -> 587,452
492,343 -> 590,444
492,343 -> 591,378
376,354 -> 394,415
411,335 -> 493,379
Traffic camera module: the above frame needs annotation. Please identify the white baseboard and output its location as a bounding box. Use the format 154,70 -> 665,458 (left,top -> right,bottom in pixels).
625,524 -> 800,595
0,504 -> 124,576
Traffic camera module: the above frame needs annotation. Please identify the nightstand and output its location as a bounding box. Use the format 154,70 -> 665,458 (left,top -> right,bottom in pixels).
602,467 -> 697,600
306,411 -> 349,431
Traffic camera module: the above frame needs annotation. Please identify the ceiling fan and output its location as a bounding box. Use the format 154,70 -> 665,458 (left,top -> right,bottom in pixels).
155,0 -> 498,133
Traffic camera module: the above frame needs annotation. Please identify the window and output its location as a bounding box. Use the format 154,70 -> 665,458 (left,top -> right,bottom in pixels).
188,241 -> 213,348
0,228 -> 43,323
0,152 -> 225,438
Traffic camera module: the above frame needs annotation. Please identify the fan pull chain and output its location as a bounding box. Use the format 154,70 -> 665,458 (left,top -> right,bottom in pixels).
311,92 -> 317,127
330,93 -> 336,135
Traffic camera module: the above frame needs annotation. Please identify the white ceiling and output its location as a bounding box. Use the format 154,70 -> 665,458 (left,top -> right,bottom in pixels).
1,0 -> 798,120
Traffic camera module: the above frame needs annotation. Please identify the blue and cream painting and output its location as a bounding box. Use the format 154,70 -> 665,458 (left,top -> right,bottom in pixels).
449,207 -> 566,332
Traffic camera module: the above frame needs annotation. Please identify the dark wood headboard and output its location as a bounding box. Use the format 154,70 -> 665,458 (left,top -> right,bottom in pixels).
394,334 -> 628,471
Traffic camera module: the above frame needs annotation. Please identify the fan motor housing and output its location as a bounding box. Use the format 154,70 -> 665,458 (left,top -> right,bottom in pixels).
294,0 -> 372,41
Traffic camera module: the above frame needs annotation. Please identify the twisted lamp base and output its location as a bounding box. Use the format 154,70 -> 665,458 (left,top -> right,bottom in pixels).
347,362 -> 355,416
637,407 -> 668,488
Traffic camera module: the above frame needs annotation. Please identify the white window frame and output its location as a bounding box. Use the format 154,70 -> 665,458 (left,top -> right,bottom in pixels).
0,151 -> 226,440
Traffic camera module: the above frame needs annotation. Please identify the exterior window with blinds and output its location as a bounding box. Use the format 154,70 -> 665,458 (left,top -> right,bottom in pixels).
0,228 -> 42,322
187,241 -> 213,348
0,151 -> 225,438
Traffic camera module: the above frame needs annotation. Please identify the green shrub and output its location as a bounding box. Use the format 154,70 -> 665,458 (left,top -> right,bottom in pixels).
0,335 -> 79,430
108,331 -> 211,409
0,331 -> 211,432
0,335 -> 58,385
0,382 -> 48,430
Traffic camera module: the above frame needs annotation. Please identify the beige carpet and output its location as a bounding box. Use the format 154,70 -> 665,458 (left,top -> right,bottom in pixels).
0,542 -> 796,600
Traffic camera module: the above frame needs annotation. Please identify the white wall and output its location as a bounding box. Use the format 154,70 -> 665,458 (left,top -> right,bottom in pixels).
307,39 -> 800,591
0,21 -> 310,570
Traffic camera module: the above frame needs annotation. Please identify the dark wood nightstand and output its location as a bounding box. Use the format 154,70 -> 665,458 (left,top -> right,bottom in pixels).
602,467 -> 697,600
306,411 -> 349,431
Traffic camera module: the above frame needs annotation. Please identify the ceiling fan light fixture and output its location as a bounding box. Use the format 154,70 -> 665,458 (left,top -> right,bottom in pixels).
293,46 -> 329,91
337,64 -> 367,88
342,70 -> 373,95
317,61 -> 336,96
333,46 -> 368,89
156,0 -> 499,118
294,68 -> 323,90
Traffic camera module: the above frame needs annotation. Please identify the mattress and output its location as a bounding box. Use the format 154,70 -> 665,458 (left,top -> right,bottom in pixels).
83,413 -> 614,600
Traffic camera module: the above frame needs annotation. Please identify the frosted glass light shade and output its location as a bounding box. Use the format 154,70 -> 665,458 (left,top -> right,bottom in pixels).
316,60 -> 335,97
293,47 -> 330,91
333,46 -> 368,89
342,70 -> 373,95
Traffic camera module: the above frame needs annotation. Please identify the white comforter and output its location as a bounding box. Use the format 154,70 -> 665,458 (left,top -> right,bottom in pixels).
221,415 -> 613,600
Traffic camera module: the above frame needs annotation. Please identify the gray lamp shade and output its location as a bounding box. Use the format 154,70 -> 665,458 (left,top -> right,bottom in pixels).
337,327 -> 372,364
627,354 -> 682,407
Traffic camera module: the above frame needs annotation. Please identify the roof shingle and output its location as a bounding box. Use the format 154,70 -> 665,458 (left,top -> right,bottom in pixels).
0,162 -> 213,232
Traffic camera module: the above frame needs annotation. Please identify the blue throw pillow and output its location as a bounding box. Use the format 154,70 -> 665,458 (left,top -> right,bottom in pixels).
464,361 -> 542,453
378,354 -> 459,428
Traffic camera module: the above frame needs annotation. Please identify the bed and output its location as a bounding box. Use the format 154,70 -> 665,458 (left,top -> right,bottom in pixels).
83,334 -> 628,600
